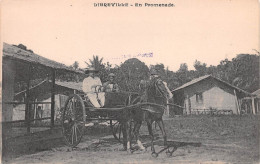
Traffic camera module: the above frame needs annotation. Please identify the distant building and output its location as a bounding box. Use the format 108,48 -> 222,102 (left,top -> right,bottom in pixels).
171,75 -> 252,115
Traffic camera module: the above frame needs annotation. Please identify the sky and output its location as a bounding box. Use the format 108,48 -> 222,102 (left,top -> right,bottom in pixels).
1,0 -> 259,71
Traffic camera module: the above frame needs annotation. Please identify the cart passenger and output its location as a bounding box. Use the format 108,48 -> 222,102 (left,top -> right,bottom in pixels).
102,73 -> 119,92
82,67 -> 105,107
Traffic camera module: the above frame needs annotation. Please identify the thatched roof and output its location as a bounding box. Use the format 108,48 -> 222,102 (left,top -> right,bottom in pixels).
172,75 -> 252,97
3,42 -> 83,74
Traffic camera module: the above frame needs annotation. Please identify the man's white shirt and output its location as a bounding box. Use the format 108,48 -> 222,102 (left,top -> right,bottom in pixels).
82,76 -> 102,93
82,76 -> 105,108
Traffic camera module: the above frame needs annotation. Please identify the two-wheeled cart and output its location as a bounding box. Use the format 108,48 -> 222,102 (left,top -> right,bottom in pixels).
61,92 -> 142,147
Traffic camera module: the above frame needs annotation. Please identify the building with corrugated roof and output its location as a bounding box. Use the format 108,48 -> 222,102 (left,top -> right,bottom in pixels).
171,75 -> 253,115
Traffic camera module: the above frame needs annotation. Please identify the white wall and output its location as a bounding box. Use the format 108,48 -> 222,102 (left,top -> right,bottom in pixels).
189,87 -> 237,114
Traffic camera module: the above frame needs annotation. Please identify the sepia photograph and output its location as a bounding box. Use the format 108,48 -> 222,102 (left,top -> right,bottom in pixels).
1,0 -> 259,163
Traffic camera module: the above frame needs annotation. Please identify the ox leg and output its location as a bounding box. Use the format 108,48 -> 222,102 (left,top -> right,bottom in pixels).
133,121 -> 145,151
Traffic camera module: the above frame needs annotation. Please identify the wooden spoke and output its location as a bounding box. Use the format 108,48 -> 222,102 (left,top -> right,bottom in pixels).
118,125 -> 122,140
62,94 -> 86,147
76,125 -> 82,137
71,128 -> 74,145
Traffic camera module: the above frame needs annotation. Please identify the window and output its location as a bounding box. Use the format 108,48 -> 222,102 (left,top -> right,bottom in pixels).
196,93 -> 203,104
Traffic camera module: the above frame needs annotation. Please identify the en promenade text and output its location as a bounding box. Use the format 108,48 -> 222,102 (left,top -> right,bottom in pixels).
93,3 -> 175,7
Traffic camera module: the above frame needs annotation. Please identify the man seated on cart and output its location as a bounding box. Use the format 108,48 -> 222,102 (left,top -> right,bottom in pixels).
102,73 -> 127,107
82,67 -> 105,108
102,73 -> 119,92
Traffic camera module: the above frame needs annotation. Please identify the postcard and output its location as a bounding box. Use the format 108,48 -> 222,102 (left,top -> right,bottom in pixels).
1,0 -> 259,163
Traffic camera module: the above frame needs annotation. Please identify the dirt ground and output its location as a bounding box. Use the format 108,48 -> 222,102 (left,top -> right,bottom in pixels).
3,115 -> 260,164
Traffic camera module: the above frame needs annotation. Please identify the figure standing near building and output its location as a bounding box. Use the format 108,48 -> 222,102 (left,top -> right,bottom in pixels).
102,73 -> 119,92
82,67 -> 105,107
36,106 -> 43,119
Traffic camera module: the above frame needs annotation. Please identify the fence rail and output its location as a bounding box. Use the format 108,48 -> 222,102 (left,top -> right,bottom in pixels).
190,109 -> 233,115
2,101 -> 53,133
2,117 -> 52,124
3,101 -> 51,105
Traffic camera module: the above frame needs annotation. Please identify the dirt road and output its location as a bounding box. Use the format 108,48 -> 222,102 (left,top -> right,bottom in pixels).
4,115 -> 260,164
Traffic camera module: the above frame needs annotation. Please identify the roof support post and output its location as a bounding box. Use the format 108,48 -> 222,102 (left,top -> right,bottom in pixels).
184,95 -> 191,115
256,99 -> 259,114
25,64 -> 32,133
252,97 -> 256,115
51,69 -> 56,128
245,101 -> 248,113
166,99 -> 170,117
34,99 -> 37,124
234,90 -> 240,115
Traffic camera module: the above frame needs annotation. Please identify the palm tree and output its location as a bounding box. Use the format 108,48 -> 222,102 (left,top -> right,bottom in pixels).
85,55 -> 104,70
70,61 -> 79,70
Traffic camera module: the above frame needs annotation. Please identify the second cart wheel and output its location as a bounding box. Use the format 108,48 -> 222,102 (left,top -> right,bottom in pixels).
110,120 -> 135,143
62,94 -> 86,147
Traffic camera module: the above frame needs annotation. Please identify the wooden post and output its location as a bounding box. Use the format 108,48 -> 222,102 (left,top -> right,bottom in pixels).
51,69 -> 56,128
233,90 -> 240,115
25,65 -> 32,133
256,100 -> 259,114
33,99 -> 36,124
188,98 -> 191,114
238,99 -> 242,114
245,102 -> 248,114
185,95 -> 190,115
252,97 -> 256,115
34,99 -> 37,124
183,100 -> 186,115
166,99 -> 169,117
58,93 -> 61,109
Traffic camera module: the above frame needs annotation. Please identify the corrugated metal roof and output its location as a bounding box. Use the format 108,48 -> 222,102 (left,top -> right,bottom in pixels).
173,75 -> 211,91
3,42 -> 84,74
172,75 -> 252,96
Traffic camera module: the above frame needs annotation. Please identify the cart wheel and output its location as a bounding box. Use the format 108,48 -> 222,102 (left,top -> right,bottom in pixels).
62,94 -> 86,147
110,120 -> 123,143
110,120 -> 135,143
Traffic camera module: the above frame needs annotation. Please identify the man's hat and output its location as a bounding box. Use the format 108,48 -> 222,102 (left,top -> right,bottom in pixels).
108,73 -> 116,77
150,69 -> 158,75
84,67 -> 99,74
